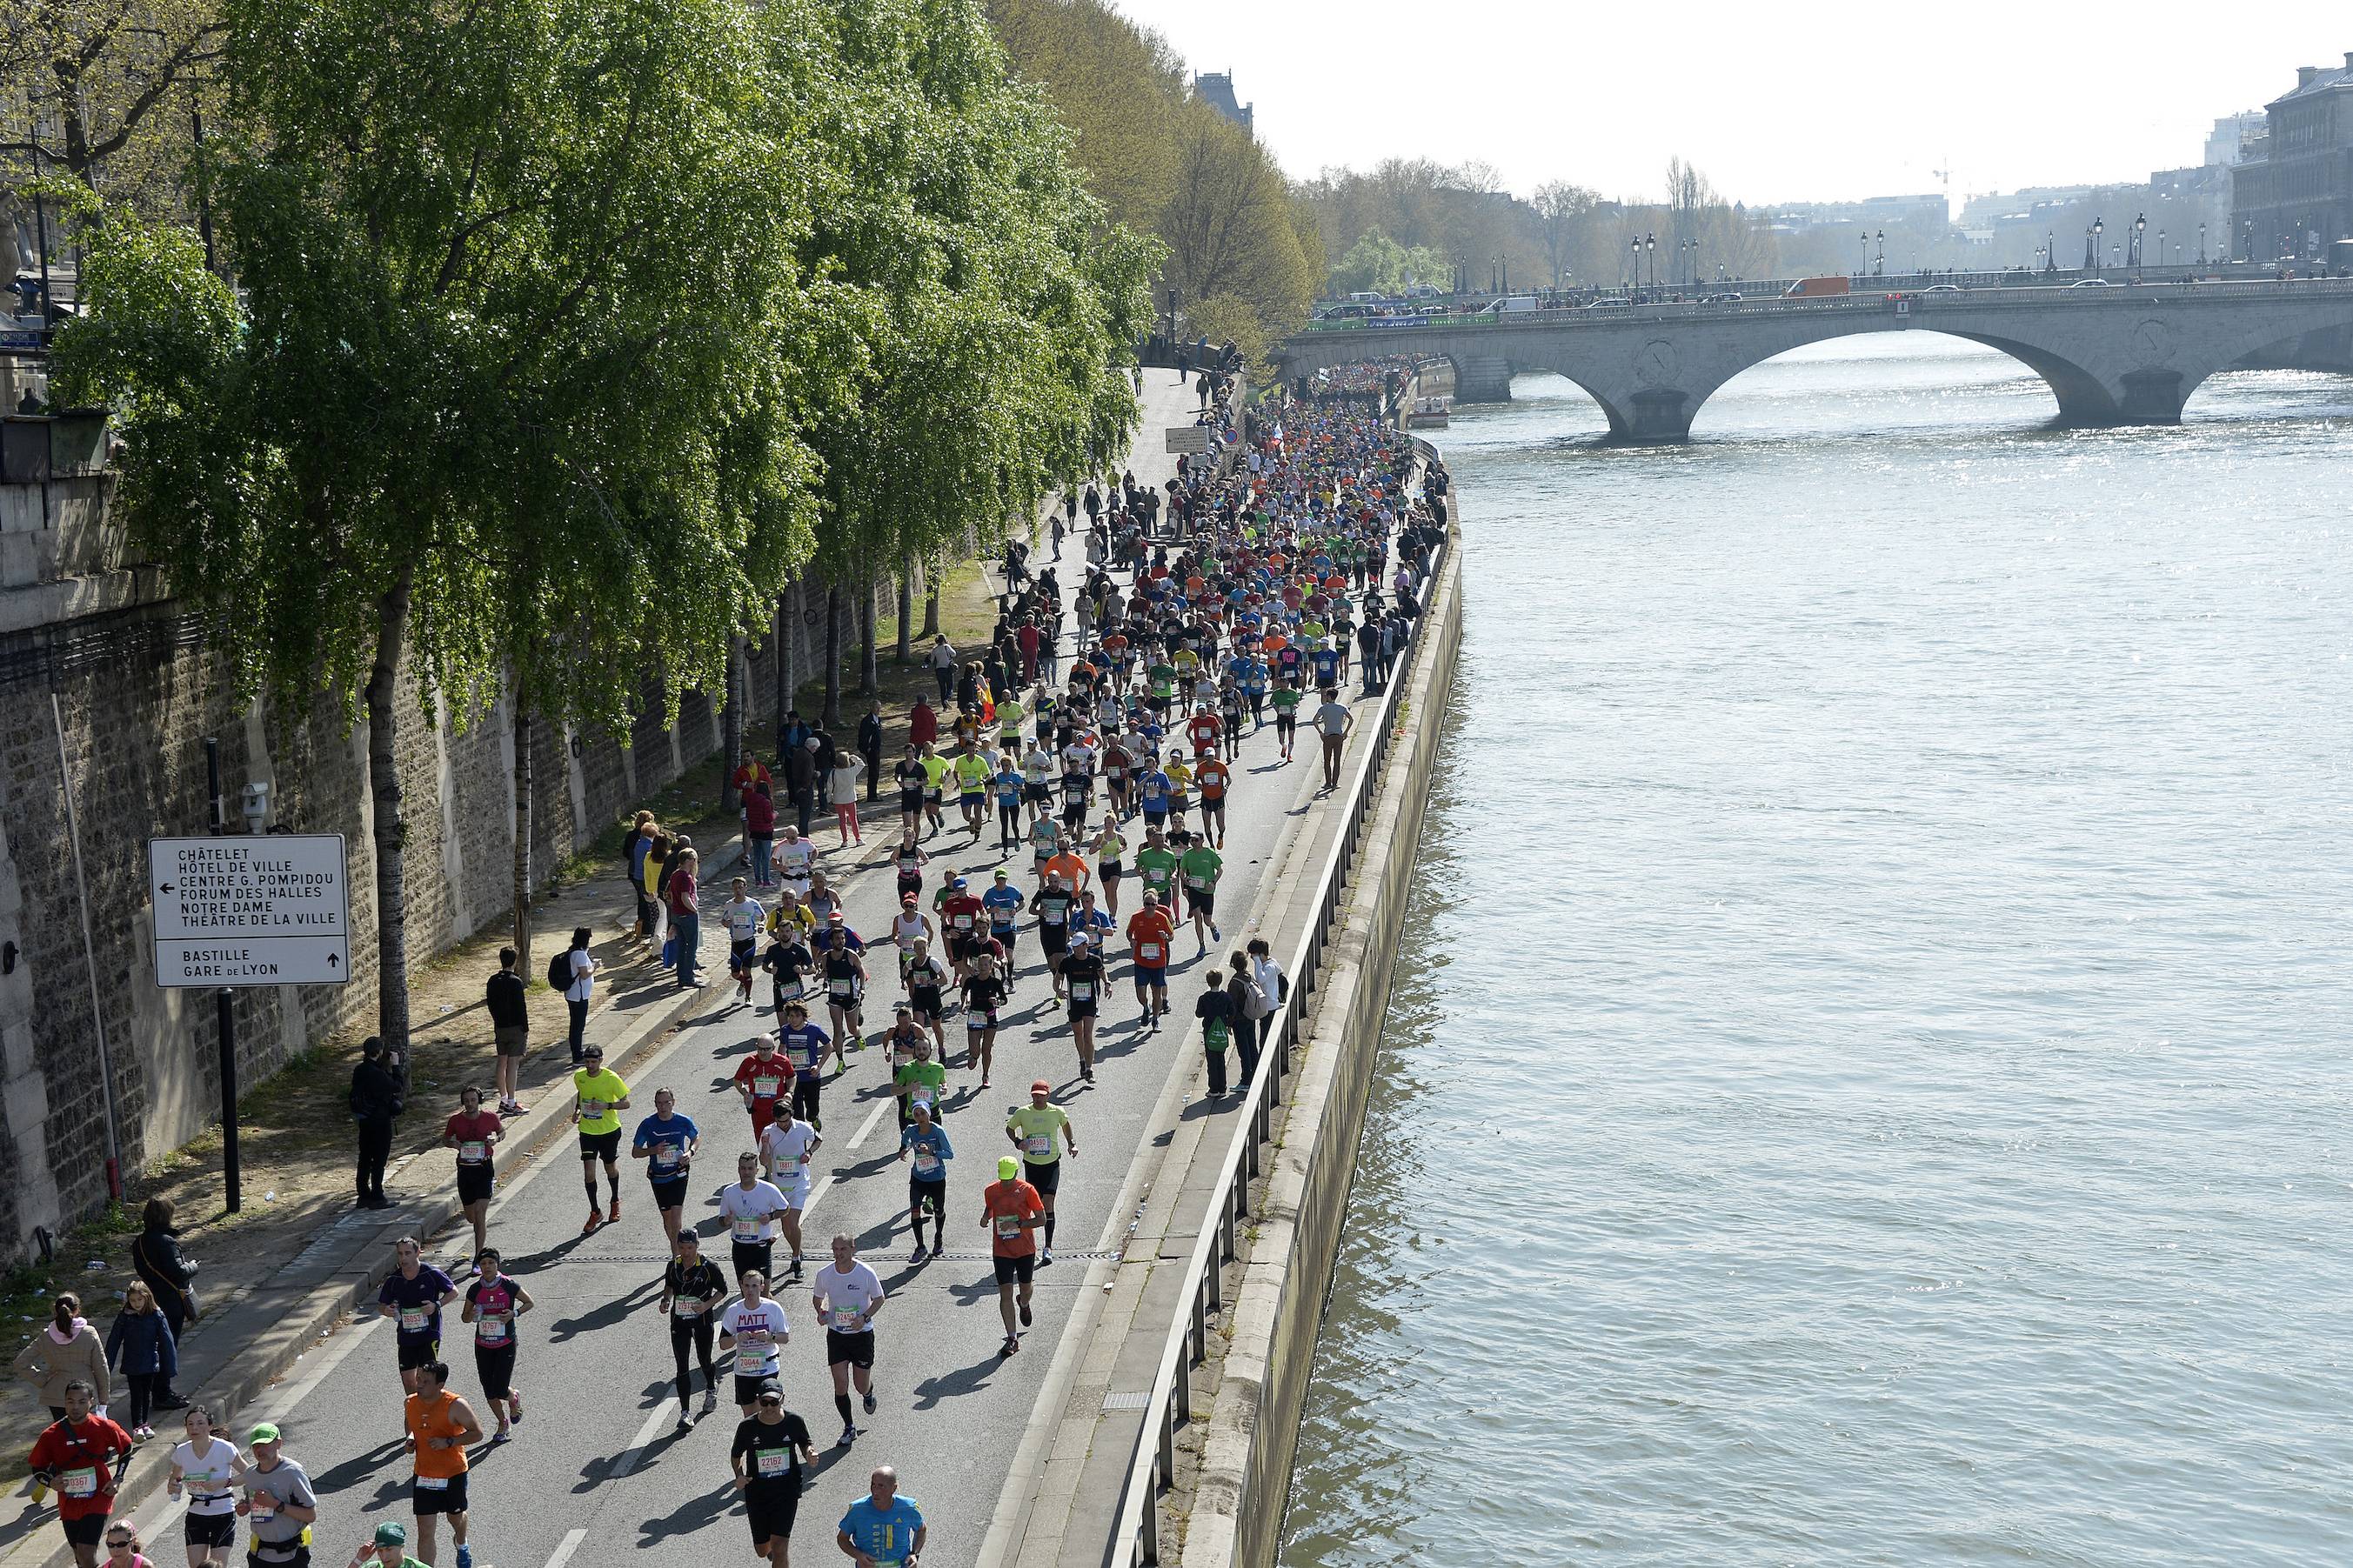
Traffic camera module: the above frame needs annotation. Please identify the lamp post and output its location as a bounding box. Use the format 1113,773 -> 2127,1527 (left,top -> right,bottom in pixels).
2134,213 -> 2146,277
1875,229 -> 1886,277
2090,217 -> 2103,272
1860,230 -> 1869,276
2047,230 -> 2056,272
1628,237 -> 1639,295
2199,221 -> 2207,264
1645,231 -> 1656,292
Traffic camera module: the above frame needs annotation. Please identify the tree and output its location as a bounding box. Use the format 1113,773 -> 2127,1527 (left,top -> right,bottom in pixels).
1328,229 -> 1450,297
0,0 -> 223,215
1160,108 -> 1313,330
1531,181 -> 1599,289
57,0 -> 837,1052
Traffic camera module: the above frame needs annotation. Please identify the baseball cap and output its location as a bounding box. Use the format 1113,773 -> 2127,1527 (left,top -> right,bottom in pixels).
247,1422 -> 281,1444
901,893 -> 917,906
998,1156 -> 1020,1180
582,1045 -> 604,1060
676,1229 -> 699,1245
952,876 -> 968,889
1031,1078 -> 1051,1093
993,869 -> 1008,879
374,1523 -> 409,1548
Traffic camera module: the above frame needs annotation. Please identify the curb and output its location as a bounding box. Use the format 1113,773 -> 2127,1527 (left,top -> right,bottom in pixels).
0,964 -> 713,1568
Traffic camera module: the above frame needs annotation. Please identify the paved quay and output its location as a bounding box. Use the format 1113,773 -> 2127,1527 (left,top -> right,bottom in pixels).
7,369 -> 1441,1568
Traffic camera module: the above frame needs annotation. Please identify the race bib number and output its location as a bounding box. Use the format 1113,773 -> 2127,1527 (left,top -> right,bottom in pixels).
458,1140 -> 488,1164
656,1143 -> 682,1168
247,1499 -> 276,1523
913,1148 -> 939,1174
732,1216 -> 764,1242
398,1306 -> 429,1333
831,1306 -> 864,1332
476,1314 -> 510,1346
60,1467 -> 97,1498
1139,942 -> 1162,963
911,1084 -> 937,1108
675,1298 -> 703,1318
953,912 -> 974,930
1070,981 -> 1093,1002
415,1475 -> 448,1492
829,977 -> 854,998
755,1448 -> 790,1478
1026,1133 -> 1053,1159
752,1075 -> 780,1098
1186,875 -> 1207,891
580,1099 -> 605,1118
994,1214 -> 1023,1239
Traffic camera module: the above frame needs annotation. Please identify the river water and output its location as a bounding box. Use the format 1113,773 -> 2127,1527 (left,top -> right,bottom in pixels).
1280,336 -> 2353,1566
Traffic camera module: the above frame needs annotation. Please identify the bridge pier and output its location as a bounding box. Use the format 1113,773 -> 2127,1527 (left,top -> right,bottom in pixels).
1625,390 -> 1694,444
1452,356 -> 1514,404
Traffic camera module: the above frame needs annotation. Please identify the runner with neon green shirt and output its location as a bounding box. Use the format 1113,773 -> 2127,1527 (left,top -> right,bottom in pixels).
1146,657 -> 1178,717
953,748 -> 991,838
572,1047 -> 632,1235
916,745 -> 949,839
1178,833 -> 1224,950
1005,1084 -> 1077,1264
1271,679 -> 1304,762
1133,828 -> 1183,922
892,1038 -> 947,1123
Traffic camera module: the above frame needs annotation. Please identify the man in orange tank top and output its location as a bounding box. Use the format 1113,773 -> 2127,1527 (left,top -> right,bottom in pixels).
403,1362 -> 481,1566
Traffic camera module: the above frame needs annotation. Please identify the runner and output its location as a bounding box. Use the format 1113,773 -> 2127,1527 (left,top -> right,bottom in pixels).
724,877 -> 766,1007
375,1239 -> 457,1398
901,939 -> 949,1059
959,951 -> 1007,1089
818,918 -> 870,1056
890,830 -> 927,905
939,877 -> 984,979
458,1250 -> 531,1444
344,1522 -> 421,1568
728,1381 -> 816,1568
953,744 -> 992,838
776,1003 -> 832,1131
1271,677 -> 1302,761
630,1088 -> 700,1249
775,826 -> 816,899
400,1362 -> 479,1568
809,1236 -> 886,1449
981,870 -> 1026,978
887,895 -> 934,988
659,1230 -> 729,1428
762,903 -> 812,1019
236,1423 -> 318,1568
572,1045 -> 632,1235
1091,816 -> 1126,918
1028,871 -> 1076,1005
1125,891 -> 1174,1024
1180,831 -> 1224,951
1133,828 -> 1181,922
917,743 -> 950,838
718,1154 -> 792,1287
981,1158 -> 1046,1357
1005,1083 -> 1077,1264
1060,933 -> 1106,1082
718,1274 -> 792,1418
756,1112 -> 823,1280
835,1467 -> 924,1568
1194,751 -> 1231,849
897,1101 -> 953,1264
891,1031 -> 947,1130
165,1405 -> 246,1568
438,1087 -> 501,1262
732,1034 -> 792,1140
27,1381 -> 132,1568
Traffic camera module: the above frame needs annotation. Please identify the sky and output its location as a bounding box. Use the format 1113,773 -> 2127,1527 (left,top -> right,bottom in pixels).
1109,1 -> 2351,208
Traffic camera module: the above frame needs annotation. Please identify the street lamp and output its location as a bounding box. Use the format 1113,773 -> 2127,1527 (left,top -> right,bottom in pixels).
2047,230 -> 2056,272
1628,237 -> 1639,294
1875,229 -> 1886,277
2090,217 -> 2103,271
1861,230 -> 1869,276
2199,222 -> 2208,264
2134,213 -> 2146,277
1646,231 -> 1656,291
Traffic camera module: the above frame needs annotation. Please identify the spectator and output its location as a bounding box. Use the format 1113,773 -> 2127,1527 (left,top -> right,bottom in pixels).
349,1038 -> 402,1210
13,1293 -> 111,1419
623,811 -> 657,944
564,926 -> 596,1061
486,948 -> 528,1113
103,1283 -> 176,1438
129,1198 -> 197,1405
666,845 -> 703,988
728,751 -> 771,802
927,637 -> 958,704
640,832 -> 673,956
744,782 -> 777,888
783,740 -> 817,837
908,696 -> 937,751
856,704 -> 884,803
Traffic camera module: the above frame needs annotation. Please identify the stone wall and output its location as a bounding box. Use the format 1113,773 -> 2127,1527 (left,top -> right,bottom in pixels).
0,449 -> 894,1264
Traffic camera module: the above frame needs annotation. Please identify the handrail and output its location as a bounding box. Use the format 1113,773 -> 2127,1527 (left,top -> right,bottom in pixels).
1106,484 -> 1451,1567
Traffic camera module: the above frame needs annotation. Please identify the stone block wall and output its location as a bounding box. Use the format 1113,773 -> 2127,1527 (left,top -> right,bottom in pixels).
0,470 -> 896,1264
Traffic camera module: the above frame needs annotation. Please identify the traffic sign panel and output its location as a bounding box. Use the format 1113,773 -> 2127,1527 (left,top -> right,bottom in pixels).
148,835 -> 352,987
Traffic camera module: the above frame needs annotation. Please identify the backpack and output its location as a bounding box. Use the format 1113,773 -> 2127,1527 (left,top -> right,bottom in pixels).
548,950 -> 573,991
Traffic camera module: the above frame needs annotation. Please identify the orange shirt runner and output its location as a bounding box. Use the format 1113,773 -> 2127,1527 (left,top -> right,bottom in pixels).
407,1388 -> 470,1480
1126,908 -> 1174,968
983,1178 -> 1044,1258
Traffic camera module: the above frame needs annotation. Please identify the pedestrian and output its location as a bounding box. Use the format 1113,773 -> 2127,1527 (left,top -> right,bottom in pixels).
1196,974 -> 1237,1097
665,845 -> 702,988
459,1248 -> 532,1443
485,949 -> 528,1113
25,1379 -> 133,1567
927,636 -> 958,705
237,1422 -> 318,1568
375,1238 -> 456,1398
809,1234 -> 886,1449
624,811 -> 658,944
908,695 -> 937,752
572,1044 -> 632,1235
857,704 -> 884,803
837,1466 -> 925,1568
783,740 -> 816,837
348,1038 -> 402,1211
400,1361 -> 479,1568
560,926 -> 595,1062
831,751 -> 866,845
661,1229 -> 728,1427
1232,949 -> 1272,1088
104,1283 -> 176,1439
641,831 -> 673,956
17,1294 -> 112,1427
729,1379 -> 816,1568
440,1085 -> 502,1259
730,750 -> 772,804
129,1198 -> 197,1405
164,1404 -> 244,1565
745,781 -> 777,888
1311,686 -> 1354,791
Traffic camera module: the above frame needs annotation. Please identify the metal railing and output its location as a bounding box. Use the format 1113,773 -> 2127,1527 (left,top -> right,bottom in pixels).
1107,488 -> 1450,1568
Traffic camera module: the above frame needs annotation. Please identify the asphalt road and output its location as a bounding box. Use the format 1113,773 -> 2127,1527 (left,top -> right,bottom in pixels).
132,375 -> 1386,1568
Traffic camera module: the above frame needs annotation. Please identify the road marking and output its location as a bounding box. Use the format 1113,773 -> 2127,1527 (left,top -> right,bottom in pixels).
545,1527 -> 589,1568
846,1098 -> 891,1151
803,1175 -> 834,1220
608,1398 -> 679,1482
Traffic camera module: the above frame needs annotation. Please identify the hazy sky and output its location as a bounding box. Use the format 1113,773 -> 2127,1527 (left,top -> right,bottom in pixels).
1110,2 -> 2350,207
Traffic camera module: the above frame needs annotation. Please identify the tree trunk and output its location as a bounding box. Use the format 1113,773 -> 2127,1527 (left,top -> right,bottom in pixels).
858,577 -> 879,699
772,591 -> 792,751
919,564 -> 940,638
511,703 -> 532,975
822,582 -> 845,729
894,565 -> 912,664
364,567 -> 415,1071
720,634 -> 745,810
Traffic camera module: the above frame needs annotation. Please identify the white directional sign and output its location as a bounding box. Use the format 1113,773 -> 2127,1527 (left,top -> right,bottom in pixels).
1164,426 -> 1213,455
148,835 -> 353,987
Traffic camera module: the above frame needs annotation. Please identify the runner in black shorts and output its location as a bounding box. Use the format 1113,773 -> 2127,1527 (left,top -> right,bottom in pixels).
729,1381 -> 815,1568
810,1236 -> 886,1449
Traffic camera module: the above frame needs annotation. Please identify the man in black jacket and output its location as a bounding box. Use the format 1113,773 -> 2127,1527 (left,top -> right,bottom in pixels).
350,1037 -> 402,1210
857,705 -> 883,803
485,948 -> 529,1114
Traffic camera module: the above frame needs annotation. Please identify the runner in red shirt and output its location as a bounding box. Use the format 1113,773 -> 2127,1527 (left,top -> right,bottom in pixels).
28,1383 -> 132,1567
1194,755 -> 1231,849
732,1036 -> 794,1138
980,1157 -> 1046,1358
1184,705 -> 1221,757
940,884 -> 987,977
1125,895 -> 1175,1023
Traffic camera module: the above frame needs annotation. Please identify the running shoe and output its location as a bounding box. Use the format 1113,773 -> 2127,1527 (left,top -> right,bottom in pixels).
1019,1299 -> 1033,1327
701,1391 -> 719,1417
491,1429 -> 511,1445
581,1212 -> 599,1237
862,1391 -> 877,1416
908,1246 -> 927,1264
675,1411 -> 693,1431
836,1426 -> 857,1449
607,1197 -> 622,1224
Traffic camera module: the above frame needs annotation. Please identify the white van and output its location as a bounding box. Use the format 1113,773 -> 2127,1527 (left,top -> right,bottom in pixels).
1479,296 -> 1540,315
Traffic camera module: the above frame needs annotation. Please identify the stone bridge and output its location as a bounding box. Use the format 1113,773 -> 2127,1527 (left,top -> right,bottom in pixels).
1275,279 -> 2353,442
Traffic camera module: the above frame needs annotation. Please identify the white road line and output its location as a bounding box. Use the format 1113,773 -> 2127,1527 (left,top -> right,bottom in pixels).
545,1526 -> 589,1568
846,1098 -> 891,1151
802,1175 -> 834,1220
608,1398 -> 680,1482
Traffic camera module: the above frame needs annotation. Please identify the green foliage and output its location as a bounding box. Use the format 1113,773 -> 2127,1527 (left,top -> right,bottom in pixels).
1328,229 -> 1451,297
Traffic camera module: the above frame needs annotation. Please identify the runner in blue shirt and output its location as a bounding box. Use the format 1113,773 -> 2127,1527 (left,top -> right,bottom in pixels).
838,1468 -> 925,1566
981,871 -> 1026,971
630,1092 -> 701,1247
776,1004 -> 833,1128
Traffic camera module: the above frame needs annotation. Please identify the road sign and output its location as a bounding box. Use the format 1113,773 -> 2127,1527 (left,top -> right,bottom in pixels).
1164,426 -> 1213,455
148,834 -> 352,987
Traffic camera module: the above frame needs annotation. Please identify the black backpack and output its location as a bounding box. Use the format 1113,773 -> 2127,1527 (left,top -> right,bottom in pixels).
547,950 -> 572,991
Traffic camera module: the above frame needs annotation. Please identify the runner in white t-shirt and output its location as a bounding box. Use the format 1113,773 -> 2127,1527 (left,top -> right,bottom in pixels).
166,1409 -> 248,1560
717,1156 -> 792,1286
723,879 -> 766,1005
809,1235 -> 888,1449
755,1118 -> 822,1280
775,828 -> 816,896
718,1277 -> 793,1417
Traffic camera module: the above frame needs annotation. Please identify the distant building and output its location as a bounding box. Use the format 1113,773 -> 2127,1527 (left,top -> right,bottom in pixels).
1752,192 -> 1949,236
2204,111 -> 2266,167
1193,72 -> 1253,137
2232,52 -> 2353,260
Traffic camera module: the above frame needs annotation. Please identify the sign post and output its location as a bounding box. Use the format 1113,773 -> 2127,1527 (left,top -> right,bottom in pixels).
1163,427 -> 1213,456
149,811 -> 351,1212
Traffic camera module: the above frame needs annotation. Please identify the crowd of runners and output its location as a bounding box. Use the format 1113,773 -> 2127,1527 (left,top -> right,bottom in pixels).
19,367 -> 1448,1568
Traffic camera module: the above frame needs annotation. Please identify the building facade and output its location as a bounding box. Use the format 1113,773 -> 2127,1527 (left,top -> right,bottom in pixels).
1192,72 -> 1253,137
2232,54 -> 2353,261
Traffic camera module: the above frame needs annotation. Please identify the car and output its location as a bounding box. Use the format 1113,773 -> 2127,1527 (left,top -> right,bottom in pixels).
2067,277 -> 2120,288
1922,284 -> 1961,293
1584,297 -> 1632,309
1700,292 -> 1746,304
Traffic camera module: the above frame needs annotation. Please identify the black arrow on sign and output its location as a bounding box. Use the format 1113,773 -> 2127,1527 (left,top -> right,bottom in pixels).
159,882 -> 174,894
326,952 -> 340,968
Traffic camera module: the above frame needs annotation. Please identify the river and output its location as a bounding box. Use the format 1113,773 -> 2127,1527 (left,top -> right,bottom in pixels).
1280,336 -> 2353,1566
